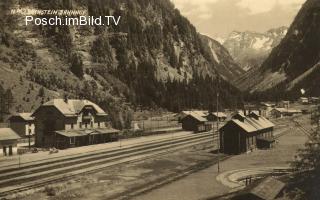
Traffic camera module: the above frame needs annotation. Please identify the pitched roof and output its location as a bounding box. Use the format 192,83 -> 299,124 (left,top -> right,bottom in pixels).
183,112 -> 208,122
272,108 -> 287,113
181,110 -> 208,117
55,128 -> 120,138
246,177 -> 285,200
8,113 -> 35,122
272,108 -> 302,114
211,112 -> 227,118
221,113 -> 274,133
34,99 -> 108,117
0,128 -> 21,141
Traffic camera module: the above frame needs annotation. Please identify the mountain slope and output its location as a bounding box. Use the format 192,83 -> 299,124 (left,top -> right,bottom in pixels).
0,0 -> 241,118
223,27 -> 287,71
200,35 -> 244,82
236,0 -> 320,98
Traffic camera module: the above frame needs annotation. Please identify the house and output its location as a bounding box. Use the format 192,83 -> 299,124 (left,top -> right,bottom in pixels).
271,108 -> 302,118
270,108 -> 287,118
0,128 -> 21,156
207,112 -> 227,122
181,112 -> 212,133
32,99 -> 120,149
219,112 -> 275,155
231,177 -> 285,200
260,103 -> 275,118
8,113 -> 35,138
299,97 -> 309,105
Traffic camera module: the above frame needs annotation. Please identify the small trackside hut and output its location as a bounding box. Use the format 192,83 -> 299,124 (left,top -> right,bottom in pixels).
0,128 -> 21,156
32,99 -> 120,149
181,112 -> 212,133
219,112 -> 275,155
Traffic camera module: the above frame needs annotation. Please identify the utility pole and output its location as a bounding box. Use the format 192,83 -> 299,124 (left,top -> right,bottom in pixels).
216,75 -> 221,174
217,92 -> 220,173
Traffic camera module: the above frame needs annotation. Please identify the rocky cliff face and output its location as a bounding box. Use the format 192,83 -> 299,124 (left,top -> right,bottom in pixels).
223,27 -> 288,71
200,35 -> 244,82
0,0 -> 241,115
236,0 -> 320,98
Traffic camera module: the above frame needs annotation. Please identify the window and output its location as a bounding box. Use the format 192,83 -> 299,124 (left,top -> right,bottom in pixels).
70,137 -> 75,145
98,122 -> 100,128
90,121 -> 93,128
79,122 -> 82,129
71,123 -> 74,129
85,123 -> 88,128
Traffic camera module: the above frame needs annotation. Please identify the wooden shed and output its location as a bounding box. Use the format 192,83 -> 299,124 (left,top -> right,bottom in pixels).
219,113 -> 275,154
231,177 -> 285,200
181,113 -> 212,133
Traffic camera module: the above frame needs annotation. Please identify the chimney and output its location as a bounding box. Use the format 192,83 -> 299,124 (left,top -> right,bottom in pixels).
64,94 -> 68,103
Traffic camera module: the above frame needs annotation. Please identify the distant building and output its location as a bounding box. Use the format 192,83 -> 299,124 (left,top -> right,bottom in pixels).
8,113 -> 35,138
299,97 -> 309,104
207,112 -> 227,122
181,112 -> 212,133
32,99 -> 120,149
309,97 -> 320,104
176,110 -> 208,122
271,108 -> 302,118
270,108 -> 287,118
278,101 -> 290,108
260,103 -> 275,118
219,112 -> 275,155
0,128 -> 21,156
231,177 -> 285,200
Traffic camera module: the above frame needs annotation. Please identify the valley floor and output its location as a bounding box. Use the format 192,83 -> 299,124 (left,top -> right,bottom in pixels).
7,115 -> 310,200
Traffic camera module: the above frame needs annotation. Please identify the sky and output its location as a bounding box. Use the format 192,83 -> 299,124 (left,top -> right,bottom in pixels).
170,0 -> 306,38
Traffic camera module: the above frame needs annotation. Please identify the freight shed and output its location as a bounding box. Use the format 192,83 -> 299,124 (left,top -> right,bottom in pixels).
219,113 -> 275,154
181,112 -> 212,133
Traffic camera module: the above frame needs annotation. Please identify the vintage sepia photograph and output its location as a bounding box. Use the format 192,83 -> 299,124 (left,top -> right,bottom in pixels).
0,0 -> 319,199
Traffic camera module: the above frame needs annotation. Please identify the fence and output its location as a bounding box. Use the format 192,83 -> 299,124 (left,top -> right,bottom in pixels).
131,120 -> 180,131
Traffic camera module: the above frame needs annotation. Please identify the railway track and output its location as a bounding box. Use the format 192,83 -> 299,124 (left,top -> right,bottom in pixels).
0,132 -> 217,197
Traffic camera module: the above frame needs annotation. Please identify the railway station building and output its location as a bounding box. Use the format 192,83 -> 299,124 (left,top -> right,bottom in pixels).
32,98 -> 120,149
0,128 -> 21,156
219,112 -> 275,155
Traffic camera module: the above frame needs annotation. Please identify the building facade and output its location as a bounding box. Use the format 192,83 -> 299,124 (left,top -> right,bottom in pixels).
181,112 -> 212,133
219,113 -> 275,155
8,113 -> 35,138
0,128 -> 21,156
32,99 -> 120,149
207,112 -> 227,122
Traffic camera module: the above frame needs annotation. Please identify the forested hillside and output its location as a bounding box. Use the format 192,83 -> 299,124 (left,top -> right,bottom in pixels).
0,0 -> 242,126
236,0 -> 320,100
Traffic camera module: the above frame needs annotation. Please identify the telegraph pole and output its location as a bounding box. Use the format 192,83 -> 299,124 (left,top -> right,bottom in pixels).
217,92 -> 220,173
216,75 -> 221,173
